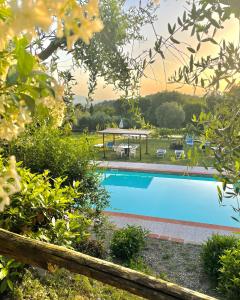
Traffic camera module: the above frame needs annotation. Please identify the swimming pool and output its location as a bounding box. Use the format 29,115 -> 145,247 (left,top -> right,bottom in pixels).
101,170 -> 240,228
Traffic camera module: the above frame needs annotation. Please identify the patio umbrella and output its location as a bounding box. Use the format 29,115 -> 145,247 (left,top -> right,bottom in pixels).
119,119 -> 124,128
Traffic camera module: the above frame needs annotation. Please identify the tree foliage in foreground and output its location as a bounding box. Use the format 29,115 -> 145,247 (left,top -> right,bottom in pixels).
154,0 -> 240,220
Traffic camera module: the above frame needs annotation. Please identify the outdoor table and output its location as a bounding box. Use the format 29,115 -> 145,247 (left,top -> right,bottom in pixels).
118,144 -> 133,156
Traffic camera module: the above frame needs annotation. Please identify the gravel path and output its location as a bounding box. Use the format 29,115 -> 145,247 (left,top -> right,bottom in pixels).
141,238 -> 221,299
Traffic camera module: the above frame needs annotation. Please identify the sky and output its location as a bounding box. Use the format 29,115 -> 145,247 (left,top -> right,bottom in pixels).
58,0 -> 239,102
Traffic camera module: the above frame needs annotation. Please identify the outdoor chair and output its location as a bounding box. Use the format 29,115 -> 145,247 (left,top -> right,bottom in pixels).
131,144 -> 139,149
116,147 -> 125,158
113,145 -> 119,152
186,139 -> 194,146
156,149 -> 166,158
175,150 -> 185,159
106,141 -> 114,149
185,135 -> 194,147
130,148 -> 137,157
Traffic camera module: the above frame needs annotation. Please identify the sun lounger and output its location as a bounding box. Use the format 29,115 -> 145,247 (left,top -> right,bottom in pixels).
175,150 -> 185,159
156,149 -> 166,158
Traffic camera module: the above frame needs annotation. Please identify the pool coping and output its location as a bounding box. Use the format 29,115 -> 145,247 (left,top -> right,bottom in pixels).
96,161 -> 218,177
104,211 -> 240,233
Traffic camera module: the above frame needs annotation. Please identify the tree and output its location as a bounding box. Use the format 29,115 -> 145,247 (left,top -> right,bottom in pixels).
183,102 -> 203,125
205,94 -> 224,113
91,111 -> 112,130
89,103 -> 94,115
155,102 -> 185,129
35,0 -> 157,100
0,0 -> 104,210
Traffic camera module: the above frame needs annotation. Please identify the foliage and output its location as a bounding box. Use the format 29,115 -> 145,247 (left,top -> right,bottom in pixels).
74,91 -> 206,131
0,1 -> 103,51
0,0 -> 104,210
10,125 -> 93,182
201,234 -> 239,282
0,256 -> 23,294
75,238 -> 107,259
13,268 -> 141,300
218,243 -> 240,300
153,0 -> 240,92
155,102 -> 185,129
0,156 -> 20,212
39,0 -> 157,99
7,125 -> 109,215
110,225 -> 148,262
195,88 -> 240,221
0,127 -> 109,295
0,166 -> 92,247
154,127 -> 187,137
183,103 -> 203,125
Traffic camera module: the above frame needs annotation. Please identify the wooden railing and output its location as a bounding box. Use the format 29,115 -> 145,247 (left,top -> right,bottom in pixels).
0,229 -> 217,300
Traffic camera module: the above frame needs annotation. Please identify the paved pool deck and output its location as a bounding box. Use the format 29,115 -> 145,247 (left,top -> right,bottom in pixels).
98,161 -> 240,244
97,161 -> 218,176
105,212 -> 240,244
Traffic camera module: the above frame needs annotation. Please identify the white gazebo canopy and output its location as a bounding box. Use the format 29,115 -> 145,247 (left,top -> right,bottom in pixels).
98,128 -> 151,136
98,128 -> 152,160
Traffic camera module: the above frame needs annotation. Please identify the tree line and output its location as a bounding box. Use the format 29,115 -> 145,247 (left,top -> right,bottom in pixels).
73,91 -> 222,131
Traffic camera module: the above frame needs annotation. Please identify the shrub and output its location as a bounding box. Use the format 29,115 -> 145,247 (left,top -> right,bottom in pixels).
10,125 -> 94,183
157,127 -> 187,137
0,164 -> 91,296
8,125 -> 109,215
201,234 -> 239,282
0,166 -> 91,247
75,238 -> 107,259
0,256 -> 23,294
110,225 -> 148,261
218,244 -> 240,300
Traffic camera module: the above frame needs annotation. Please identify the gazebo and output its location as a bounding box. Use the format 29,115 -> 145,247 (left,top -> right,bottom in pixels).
98,128 -> 152,160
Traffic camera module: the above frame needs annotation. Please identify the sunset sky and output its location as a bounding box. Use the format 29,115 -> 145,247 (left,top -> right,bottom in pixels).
58,0 -> 238,102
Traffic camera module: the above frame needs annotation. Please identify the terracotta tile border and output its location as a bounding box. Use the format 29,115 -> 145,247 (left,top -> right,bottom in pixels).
104,211 -> 240,233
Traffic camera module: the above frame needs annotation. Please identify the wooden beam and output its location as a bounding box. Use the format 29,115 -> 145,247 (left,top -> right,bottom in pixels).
0,229 -> 217,300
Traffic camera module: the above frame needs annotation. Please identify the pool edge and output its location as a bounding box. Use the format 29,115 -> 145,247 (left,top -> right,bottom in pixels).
104,211 -> 240,233
97,165 -> 216,178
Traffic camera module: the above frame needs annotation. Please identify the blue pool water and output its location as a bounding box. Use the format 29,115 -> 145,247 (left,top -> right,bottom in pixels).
101,170 -> 240,228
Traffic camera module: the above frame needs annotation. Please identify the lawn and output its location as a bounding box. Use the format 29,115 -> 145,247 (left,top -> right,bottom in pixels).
71,132 -> 214,167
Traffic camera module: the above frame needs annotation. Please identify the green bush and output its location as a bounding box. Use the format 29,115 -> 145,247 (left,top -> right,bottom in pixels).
201,234 -> 239,282
156,127 -> 187,137
75,238 -> 107,259
0,166 -> 91,246
7,125 -> 109,215
218,244 -> 240,300
0,256 -> 23,294
110,225 -> 148,261
0,161 -> 98,296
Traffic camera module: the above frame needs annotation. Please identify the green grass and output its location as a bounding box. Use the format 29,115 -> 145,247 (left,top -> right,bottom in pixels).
70,132 -> 214,167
